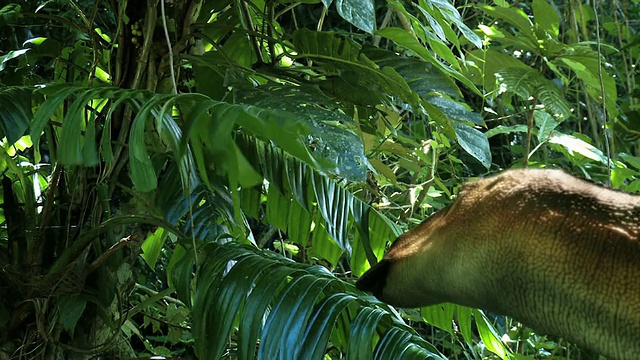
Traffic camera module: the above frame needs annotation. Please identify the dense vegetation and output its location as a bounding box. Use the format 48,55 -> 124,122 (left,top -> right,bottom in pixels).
0,0 -> 638,358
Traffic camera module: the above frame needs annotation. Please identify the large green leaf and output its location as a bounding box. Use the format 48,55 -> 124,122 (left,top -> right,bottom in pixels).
312,171 -> 353,251
0,86 -> 31,145
376,27 -> 481,95
266,187 -> 291,232
58,295 -> 87,333
299,293 -> 357,360
292,29 -> 422,112
421,303 -> 455,334
287,199 -> 313,248
347,307 -> 388,359
465,50 -> 530,92
155,163 -> 236,239
427,96 -> 484,126
548,132 -> 611,165
532,0 -> 560,39
239,265 -> 301,360
333,0 -> 375,34
233,83 -> 369,181
29,85 -> 199,191
237,135 -> 397,260
362,46 -> 461,98
478,5 -> 536,44
141,227 -> 169,269
534,109 -> 560,142
454,123 -> 492,169
474,309 -> 510,359
260,274 -> 329,359
189,242 -> 444,360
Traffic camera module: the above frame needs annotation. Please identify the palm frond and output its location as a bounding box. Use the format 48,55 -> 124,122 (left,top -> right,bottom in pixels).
237,134 -> 399,269
189,242 -> 446,360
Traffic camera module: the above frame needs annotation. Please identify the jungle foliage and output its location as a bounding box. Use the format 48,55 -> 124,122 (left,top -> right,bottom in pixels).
0,0 -> 638,359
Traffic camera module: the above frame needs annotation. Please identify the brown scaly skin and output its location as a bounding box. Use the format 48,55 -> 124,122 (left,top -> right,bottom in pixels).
356,169 -> 640,360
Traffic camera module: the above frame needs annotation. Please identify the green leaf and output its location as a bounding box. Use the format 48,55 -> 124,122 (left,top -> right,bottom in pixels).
533,0 -> 560,39
195,254 -> 274,359
375,327 -> 406,357
287,201 -> 312,248
300,293 -> 357,360
260,274 -> 329,359
191,242 -> 443,359
237,135 -> 396,267
312,171 -> 353,251
494,67 -> 572,120
238,265 -> 300,360
292,29 -> 422,112
362,45 -> 461,98
548,133 -> 610,164
455,306 -> 474,344
31,84 -> 76,145
234,83 -> 369,181
427,96 -> 484,125
309,215 -> 344,266
129,98 -> 164,192
422,0 -> 482,48
334,0 -> 375,34
421,303 -> 455,334
285,154 -> 312,211
58,91 -> 91,165
534,109 -> 559,142
0,49 -> 28,72
474,309 -> 509,359
478,5 -> 534,41
58,295 -> 87,333
557,48 -> 617,117
141,227 -> 168,269
266,187 -> 291,232
167,245 -> 193,305
465,50 -> 530,92
454,123 -> 492,169
376,27 -> 481,95
82,112 -> 99,166
620,153 -> 640,171
351,204 -> 399,277
369,158 -> 397,184
347,307 -> 387,358
0,4 -> 21,26
0,87 -> 31,145
485,125 -> 528,138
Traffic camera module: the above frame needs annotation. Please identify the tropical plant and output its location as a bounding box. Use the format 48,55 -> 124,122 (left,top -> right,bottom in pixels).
0,0 -> 638,359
